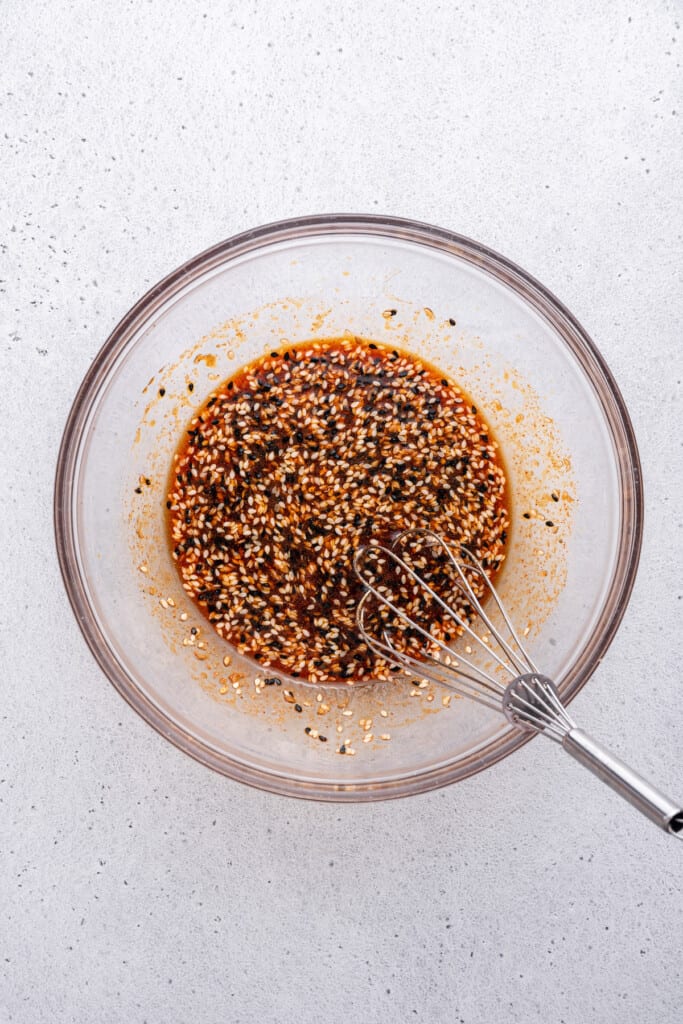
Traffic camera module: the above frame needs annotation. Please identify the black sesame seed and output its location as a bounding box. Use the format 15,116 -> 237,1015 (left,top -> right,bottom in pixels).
188,382 -> 194,392
159,387 -> 166,396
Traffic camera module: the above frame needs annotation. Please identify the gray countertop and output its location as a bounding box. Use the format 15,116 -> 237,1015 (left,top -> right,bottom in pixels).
2,2 -> 681,1022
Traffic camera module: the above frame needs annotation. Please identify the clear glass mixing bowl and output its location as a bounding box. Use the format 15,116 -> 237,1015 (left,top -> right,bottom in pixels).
54,215 -> 643,800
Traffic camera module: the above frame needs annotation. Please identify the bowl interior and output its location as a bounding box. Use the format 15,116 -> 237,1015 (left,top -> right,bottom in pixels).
58,220 -> 640,798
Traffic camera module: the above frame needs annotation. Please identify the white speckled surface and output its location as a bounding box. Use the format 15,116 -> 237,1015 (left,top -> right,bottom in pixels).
2,2 -> 682,1021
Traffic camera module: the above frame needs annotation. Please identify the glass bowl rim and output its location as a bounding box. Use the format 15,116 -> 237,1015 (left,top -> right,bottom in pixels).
53,213 -> 644,801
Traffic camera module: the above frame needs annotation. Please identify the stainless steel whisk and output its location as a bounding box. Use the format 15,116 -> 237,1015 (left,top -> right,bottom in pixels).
355,528 -> 682,839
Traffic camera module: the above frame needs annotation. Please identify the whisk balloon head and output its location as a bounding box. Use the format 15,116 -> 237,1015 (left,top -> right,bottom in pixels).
354,528 -> 574,739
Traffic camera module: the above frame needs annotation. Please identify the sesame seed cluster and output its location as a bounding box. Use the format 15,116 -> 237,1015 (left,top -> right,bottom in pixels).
167,337 -> 509,683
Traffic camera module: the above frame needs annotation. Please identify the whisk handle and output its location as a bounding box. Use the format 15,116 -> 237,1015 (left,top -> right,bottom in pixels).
563,728 -> 683,838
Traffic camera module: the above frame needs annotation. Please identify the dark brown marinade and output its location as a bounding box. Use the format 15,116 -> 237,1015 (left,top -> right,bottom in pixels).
167,337 -> 510,683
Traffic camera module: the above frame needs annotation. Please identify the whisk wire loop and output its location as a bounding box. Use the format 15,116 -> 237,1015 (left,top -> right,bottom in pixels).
394,528 -> 537,676
354,544 -> 511,688
356,588 -> 504,711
